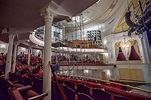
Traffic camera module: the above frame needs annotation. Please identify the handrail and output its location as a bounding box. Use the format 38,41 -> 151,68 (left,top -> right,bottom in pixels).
49,62 -> 67,100
28,93 -> 48,100
59,62 -> 114,66
30,34 -> 107,54
58,74 -> 151,93
110,79 -> 151,84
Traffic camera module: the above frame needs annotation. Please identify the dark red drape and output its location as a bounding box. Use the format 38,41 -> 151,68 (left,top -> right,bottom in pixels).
129,46 -> 140,60
117,47 -> 126,61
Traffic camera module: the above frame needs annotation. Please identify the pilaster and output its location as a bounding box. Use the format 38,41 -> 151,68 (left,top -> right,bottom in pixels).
5,34 -> 16,79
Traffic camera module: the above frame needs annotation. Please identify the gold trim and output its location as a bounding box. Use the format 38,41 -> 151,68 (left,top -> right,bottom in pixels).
113,0 -> 147,33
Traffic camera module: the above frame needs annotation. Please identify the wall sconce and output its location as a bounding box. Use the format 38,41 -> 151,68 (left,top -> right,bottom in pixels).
84,69 -> 89,74
36,50 -> 40,53
106,70 -> 111,76
0,44 -> 6,49
103,53 -> 108,57
21,48 -> 26,51
104,39 -> 107,45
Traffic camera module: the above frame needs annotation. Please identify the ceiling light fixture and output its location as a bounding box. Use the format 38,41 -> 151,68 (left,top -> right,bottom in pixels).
27,40 -> 30,42
96,0 -> 101,4
21,48 -> 26,51
84,69 -> 89,74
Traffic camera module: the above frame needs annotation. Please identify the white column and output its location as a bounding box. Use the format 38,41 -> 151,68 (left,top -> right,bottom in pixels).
12,43 -> 19,73
55,52 -> 58,63
42,9 -> 54,100
42,49 -> 44,64
138,37 -> 145,63
5,34 -> 15,79
141,32 -> 150,63
28,47 -> 31,65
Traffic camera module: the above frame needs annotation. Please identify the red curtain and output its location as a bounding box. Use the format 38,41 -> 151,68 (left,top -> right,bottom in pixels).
117,47 -> 126,61
129,46 -> 140,60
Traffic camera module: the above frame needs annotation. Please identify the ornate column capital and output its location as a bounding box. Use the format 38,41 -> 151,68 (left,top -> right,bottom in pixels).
9,34 -> 16,40
41,9 -> 56,22
14,42 -> 19,46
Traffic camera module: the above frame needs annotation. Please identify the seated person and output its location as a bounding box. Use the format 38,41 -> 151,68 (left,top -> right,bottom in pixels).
52,63 -> 59,72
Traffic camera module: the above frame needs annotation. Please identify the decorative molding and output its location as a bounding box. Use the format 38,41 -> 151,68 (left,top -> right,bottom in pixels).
40,6 -> 57,22
113,0 -> 147,33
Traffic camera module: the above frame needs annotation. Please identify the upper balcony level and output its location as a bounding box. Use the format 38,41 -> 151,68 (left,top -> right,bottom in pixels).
29,31 -> 108,54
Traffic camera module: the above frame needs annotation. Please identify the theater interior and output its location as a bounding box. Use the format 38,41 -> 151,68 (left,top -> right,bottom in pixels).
0,0 -> 151,100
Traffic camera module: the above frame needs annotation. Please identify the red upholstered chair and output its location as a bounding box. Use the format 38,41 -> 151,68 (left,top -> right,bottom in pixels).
77,93 -> 93,100
62,84 -> 75,100
6,79 -> 32,96
76,83 -> 94,100
76,84 -> 90,95
24,90 -> 38,100
14,84 -> 24,88
51,80 -> 62,100
22,77 -> 32,86
9,72 -> 19,82
9,88 -> 23,100
64,81 -> 75,89
57,79 -> 64,84
6,79 -> 24,88
114,95 -> 129,100
8,86 -> 48,100
92,88 -> 111,100
32,77 -> 43,94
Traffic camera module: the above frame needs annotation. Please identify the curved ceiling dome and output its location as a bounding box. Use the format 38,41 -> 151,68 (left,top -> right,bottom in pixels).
84,0 -> 124,27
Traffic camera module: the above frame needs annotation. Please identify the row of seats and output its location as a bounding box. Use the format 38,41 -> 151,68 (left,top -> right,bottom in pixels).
0,77 -> 48,100
59,62 -> 113,66
54,76 -> 151,100
58,74 -> 128,90
1,53 -> 151,100
0,55 -> 6,76
15,70 -> 150,100
8,60 -> 151,100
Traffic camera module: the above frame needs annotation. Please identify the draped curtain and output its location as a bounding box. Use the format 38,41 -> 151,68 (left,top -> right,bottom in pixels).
117,47 -> 126,61
133,44 -> 140,57
121,47 -> 127,60
129,45 -> 140,60
127,46 -> 131,60
115,39 -> 141,61
128,40 -> 141,60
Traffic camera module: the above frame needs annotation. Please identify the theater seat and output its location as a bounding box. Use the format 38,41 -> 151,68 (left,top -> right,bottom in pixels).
9,88 -> 23,100
76,84 -> 90,95
64,81 -> 75,89
8,86 -> 48,100
92,88 -> 111,100
51,80 -> 62,100
14,84 -> 24,88
58,79 -> 64,84
22,77 -> 32,86
32,77 -> 43,94
6,79 -> 24,89
62,84 -> 75,100
24,90 -> 38,100
114,95 -> 129,100
77,93 -> 93,100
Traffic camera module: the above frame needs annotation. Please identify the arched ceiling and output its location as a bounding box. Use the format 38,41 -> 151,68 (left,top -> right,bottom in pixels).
83,0 -> 124,28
